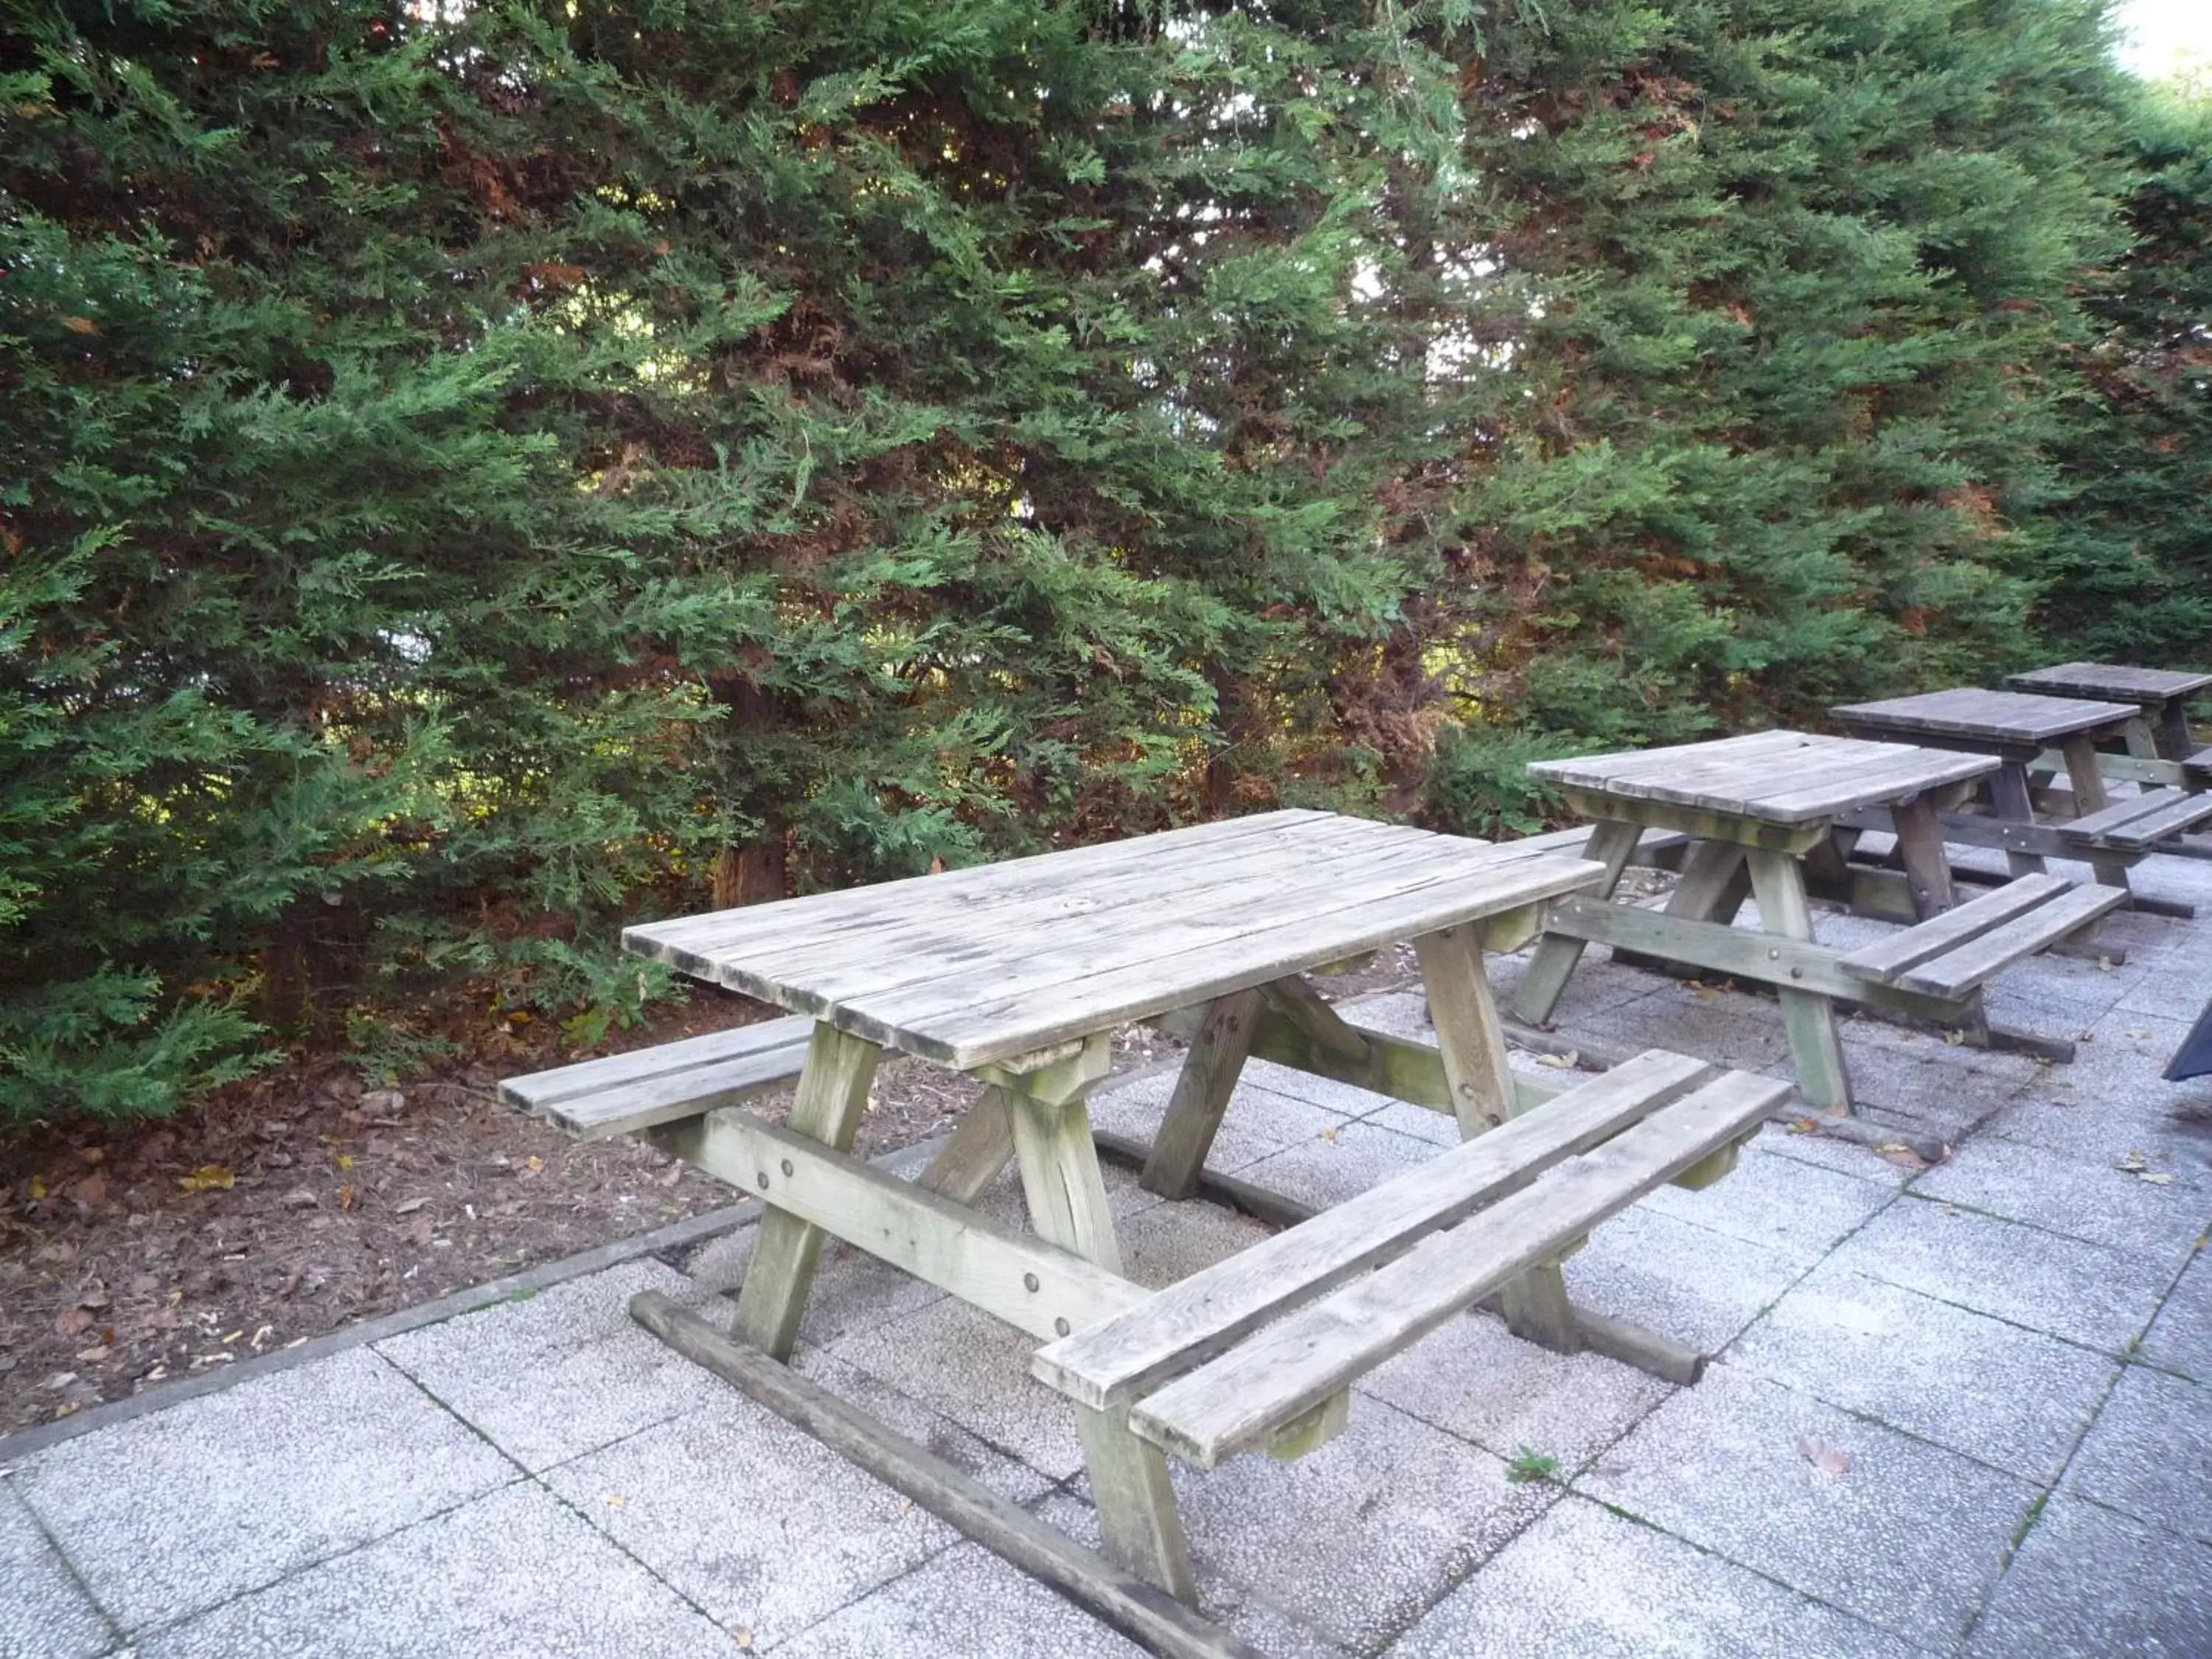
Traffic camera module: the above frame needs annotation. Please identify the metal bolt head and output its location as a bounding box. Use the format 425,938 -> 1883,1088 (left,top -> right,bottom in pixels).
756,1171 -> 770,1189
1023,1272 -> 1041,1293
1054,1316 -> 1071,1337
780,1158 -> 795,1178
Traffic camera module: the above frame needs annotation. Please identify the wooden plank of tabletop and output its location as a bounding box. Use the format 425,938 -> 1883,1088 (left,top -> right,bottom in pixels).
2008,662 -> 2212,704
629,810 -> 1333,965
1832,688 -> 2138,745
844,851 -> 1604,1068
1533,734 -> 1992,824
633,814 -> 1441,985
681,830 -> 1530,1023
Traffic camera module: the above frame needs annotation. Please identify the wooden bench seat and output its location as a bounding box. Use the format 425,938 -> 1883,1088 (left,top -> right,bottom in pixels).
501,1016 -> 814,1140
2059,786 -> 2212,849
1032,1051 -> 1787,1470
1837,875 -> 2125,1000
1513,824 -> 1691,869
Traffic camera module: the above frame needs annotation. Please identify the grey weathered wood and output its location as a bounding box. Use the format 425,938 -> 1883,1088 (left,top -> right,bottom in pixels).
728,1023 -> 882,1359
1004,1037 -> 1122,1274
1141,989 -> 1263,1199
630,815 -> 1604,1071
2008,661 -> 2212,705
1510,824 -> 1694,866
1892,885 -> 2131,998
999,1032 -> 1195,1603
1530,732 -> 1996,824
1495,1262 -> 1580,1354
1416,923 -> 1520,1135
1888,796 -> 1958,921
1836,874 -> 2073,983
1259,975 -> 1372,1066
1514,818 -> 1643,1025
1834,689 -> 2138,746
1031,1049 -> 1717,1412
2064,786 -> 2190,839
1127,1070 -> 1790,1470
1746,849 -> 1852,1113
914,1086 -> 1017,1205
2031,747 -> 2198,790
500,1016 -> 813,1139
626,1293 -> 1259,1659
2102,790 -> 2212,849
654,1107 -> 1142,1341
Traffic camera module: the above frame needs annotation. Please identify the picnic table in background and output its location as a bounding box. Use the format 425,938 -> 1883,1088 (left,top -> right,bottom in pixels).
1832,689 -> 2212,914
583,810 -> 1789,1605
2007,661 -> 2211,764
1518,732 -> 2125,1113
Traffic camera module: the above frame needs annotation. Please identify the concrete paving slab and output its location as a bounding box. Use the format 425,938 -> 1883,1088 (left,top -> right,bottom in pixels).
1727,1263 -> 2118,1482
1962,1494 -> 2212,1659
1350,1093 -> 1460,1147
1841,1043 -> 2037,1141
1166,1397 -> 1554,1655
1555,984 -> 1793,1077
9,1347 -> 515,1636
1236,1057 -> 1399,1120
1357,1308 -> 1672,1472
1910,1130 -> 2210,1266
374,1260 -> 734,1472
538,1393 -> 960,1650
2142,1245 -> 2212,1382
1823,1192 -> 2173,1353
1231,1119 -> 1439,1212
1029,1489 -> 1352,1658
2062,1363 -> 2212,1546
133,1480 -> 742,1659
1564,1206 -> 1808,1354
0,1481 -> 114,1659
773,1540 -> 1144,1658
1385,1492 -> 1925,1659
1578,1364 -> 2037,1650
830,1295 -> 1085,1479
1093,1066 -> 1357,1158
1116,1197 -> 1278,1290
1749,1119 -> 1917,1188
1638,1141 -> 1896,1265
1331,990 -> 1430,1039
682,1230 -> 948,1349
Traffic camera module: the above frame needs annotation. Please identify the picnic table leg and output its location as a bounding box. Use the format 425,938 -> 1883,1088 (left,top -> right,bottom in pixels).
2157,698 -> 2195,762
1609,840 -> 1753,979
1987,762 -> 2049,878
731,1023 -> 883,1359
1746,850 -> 1853,1114
2125,713 -> 2163,762
1141,987 -> 1262,1198
1416,922 -> 1519,1135
1001,1035 -> 1197,1604
1889,797 -> 1958,920
2060,735 -> 2137,895
915,1087 -> 1016,1205
1513,818 -> 1641,1026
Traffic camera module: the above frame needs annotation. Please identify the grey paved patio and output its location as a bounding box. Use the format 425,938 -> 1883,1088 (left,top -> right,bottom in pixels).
7,849 -> 2212,1657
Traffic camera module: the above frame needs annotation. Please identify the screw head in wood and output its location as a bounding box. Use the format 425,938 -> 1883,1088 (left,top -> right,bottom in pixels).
1054,1316 -> 1071,1337
1023,1272 -> 1040,1293
780,1158 -> 795,1178
756,1171 -> 770,1189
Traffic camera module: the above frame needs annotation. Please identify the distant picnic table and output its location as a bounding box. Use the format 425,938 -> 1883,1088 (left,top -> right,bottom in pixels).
1518,731 -> 2124,1112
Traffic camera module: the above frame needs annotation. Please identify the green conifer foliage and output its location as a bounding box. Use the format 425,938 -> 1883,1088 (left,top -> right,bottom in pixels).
1429,0 -> 2131,758
2042,80 -> 2212,664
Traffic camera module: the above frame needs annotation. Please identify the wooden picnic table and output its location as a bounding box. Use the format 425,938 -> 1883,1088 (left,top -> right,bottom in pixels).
619,810 -> 1650,1599
1517,732 -> 2123,1113
2007,661 -> 2211,762
1832,688 -> 2210,914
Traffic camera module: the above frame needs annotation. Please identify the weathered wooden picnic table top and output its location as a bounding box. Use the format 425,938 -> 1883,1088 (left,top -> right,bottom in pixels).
1831,688 -> 2138,746
623,810 -> 1604,1071
1526,731 -> 1996,826
2007,661 -> 2212,706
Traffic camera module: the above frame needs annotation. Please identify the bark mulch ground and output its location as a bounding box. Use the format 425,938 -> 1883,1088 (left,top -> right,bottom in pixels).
0,950 -> 1423,1439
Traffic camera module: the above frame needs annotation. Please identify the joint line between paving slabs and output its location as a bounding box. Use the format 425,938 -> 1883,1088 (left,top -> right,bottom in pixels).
1,1469 -> 131,1653
394,1350 -> 748,1645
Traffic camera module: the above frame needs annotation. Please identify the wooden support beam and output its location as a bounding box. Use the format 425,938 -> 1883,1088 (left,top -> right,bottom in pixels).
627,1293 -> 1262,1659
720,1023 -> 879,1360
1143,989 -> 1262,1200
653,1107 -> 1143,1343
914,1087 -> 1016,1205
